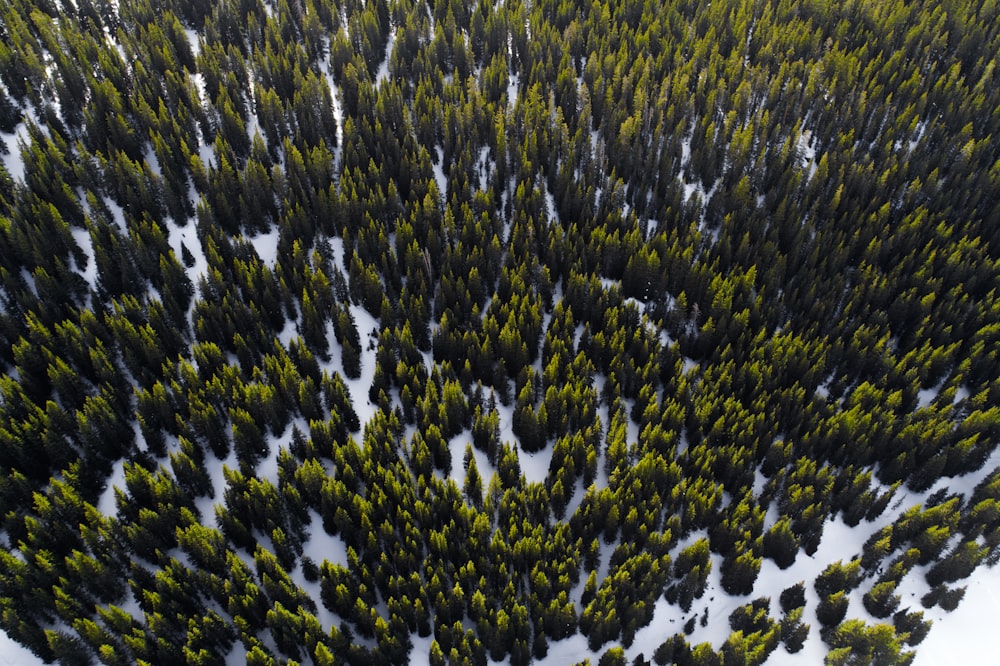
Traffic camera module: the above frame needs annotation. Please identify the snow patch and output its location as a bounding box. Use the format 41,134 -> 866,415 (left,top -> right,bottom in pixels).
340,303 -> 380,434
544,181 -> 558,224
320,57 -> 344,168
183,28 -> 202,57
507,72 -> 519,107
194,446 -> 239,524
97,457 -> 128,516
0,124 -> 28,182
166,217 -> 208,284
328,235 -> 347,276
494,400 -> 517,451
247,228 -> 279,268
408,634 -> 436,666
912,563 -> 1000,666
432,146 -> 448,202
909,120 -> 928,154
375,28 -> 397,87
534,633 -> 599,665
476,145 -> 492,193
517,444 -> 553,486
447,431 -> 496,495
797,129 -> 816,172
0,628 -> 46,665
916,380 -> 943,409
70,226 -> 98,292
300,510 -> 349,569
255,425 -> 296,486
189,73 -> 215,167
223,641 -> 249,666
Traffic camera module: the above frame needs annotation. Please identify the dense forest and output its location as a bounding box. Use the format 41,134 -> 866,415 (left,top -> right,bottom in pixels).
1,0 -> 999,663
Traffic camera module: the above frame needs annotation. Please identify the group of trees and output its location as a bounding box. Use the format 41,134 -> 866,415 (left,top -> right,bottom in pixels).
1,0 -> 999,663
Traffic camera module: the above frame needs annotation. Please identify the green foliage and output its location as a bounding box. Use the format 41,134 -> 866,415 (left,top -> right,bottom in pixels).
1,0 -> 999,663
779,582 -> 806,613
720,547 -> 761,596
815,560 -> 863,598
823,620 -> 914,665
817,591 -> 850,629
893,609 -> 931,647
781,607 -> 810,654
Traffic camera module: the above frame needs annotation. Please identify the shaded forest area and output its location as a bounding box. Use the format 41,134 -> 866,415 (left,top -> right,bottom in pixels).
1,0 -> 1000,663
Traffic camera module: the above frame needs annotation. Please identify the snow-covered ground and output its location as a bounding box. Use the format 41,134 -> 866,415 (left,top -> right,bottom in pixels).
0,124 -> 29,182
96,457 -> 128,516
433,146 -> 448,200
912,562 -> 1000,666
0,630 -> 42,666
69,226 -> 98,292
247,228 -> 280,268
166,217 -> 208,284
375,29 -> 397,87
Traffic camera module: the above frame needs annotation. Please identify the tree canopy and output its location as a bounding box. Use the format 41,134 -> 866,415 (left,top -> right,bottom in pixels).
0,0 -> 999,663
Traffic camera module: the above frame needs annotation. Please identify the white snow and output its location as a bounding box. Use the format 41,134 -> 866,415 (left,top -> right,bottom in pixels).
300,510 -> 348,569
183,28 -> 202,57
534,633 -> 599,665
912,563 -> 1000,666
103,196 -> 128,232
142,144 -> 163,178
682,178 -> 701,206
517,444 -> 554,486
432,146 -> 448,201
917,379 -> 944,409
97,457 -> 128,516
447,431 -> 496,491
797,130 -> 816,170
408,634 -> 436,666
194,447 -> 238,524
0,628 -> 45,665
255,434 -> 287,487
189,73 -> 215,168
375,29 -> 397,87
507,73 -> 519,108
680,133 -> 691,169
320,58 -> 344,164
0,37 -> 998,666
70,226 -> 98,292
293,510 -> 350,630
0,124 -> 28,182
247,228 -> 279,268
520,442 -> 1000,666
223,641 -> 248,666
476,145 -> 492,192
340,302 -> 380,433
494,400 -> 517,450
909,121 -> 928,154
166,218 -> 208,284
761,519 -> 875,664
276,319 -> 299,349
328,235 -> 347,275
544,182 -> 558,224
